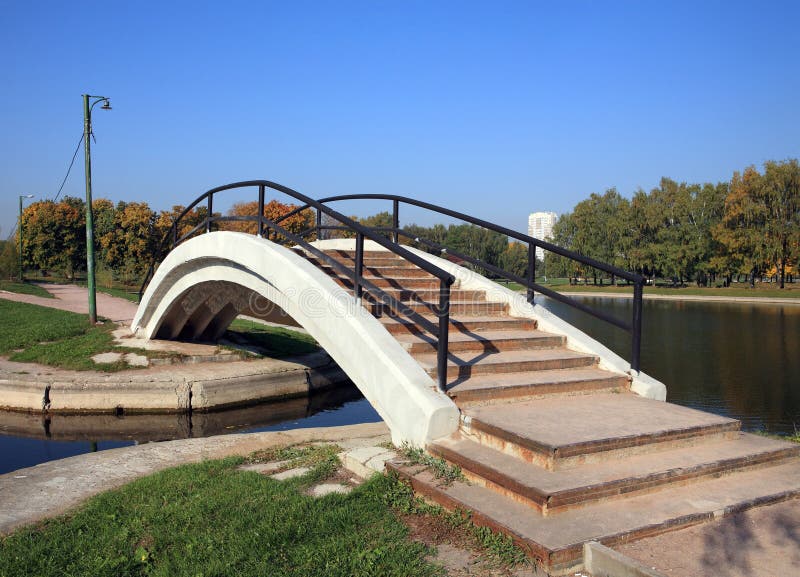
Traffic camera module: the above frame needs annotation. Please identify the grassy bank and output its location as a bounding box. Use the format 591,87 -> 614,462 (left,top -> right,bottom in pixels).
0,455 -> 442,577
0,300 -> 319,370
227,318 -> 319,357
0,441 -> 533,577
0,300 -> 150,371
497,279 -> 800,299
0,281 -> 53,298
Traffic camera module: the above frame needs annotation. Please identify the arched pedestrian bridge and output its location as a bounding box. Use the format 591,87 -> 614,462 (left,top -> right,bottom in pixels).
133,181 -> 800,574
133,180 -> 663,446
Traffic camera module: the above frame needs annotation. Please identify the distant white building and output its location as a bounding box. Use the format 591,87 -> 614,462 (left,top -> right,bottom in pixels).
527,211 -> 558,261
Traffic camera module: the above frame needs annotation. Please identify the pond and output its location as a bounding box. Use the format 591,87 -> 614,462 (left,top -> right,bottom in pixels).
540,296 -> 800,435
0,384 -> 381,475
2,297 -> 798,475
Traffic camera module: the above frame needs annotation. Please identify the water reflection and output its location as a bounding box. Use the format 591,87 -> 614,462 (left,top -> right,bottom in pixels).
540,296 -> 800,435
0,384 -> 380,475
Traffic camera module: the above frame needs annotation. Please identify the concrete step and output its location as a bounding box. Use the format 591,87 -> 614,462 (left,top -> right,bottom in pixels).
361,288 -> 487,303
321,249 -> 397,259
379,315 -> 537,335
369,300 -> 507,317
463,393 -> 741,470
413,348 -> 598,379
305,254 -> 412,268
447,367 -> 630,405
394,329 -> 565,354
429,432 -> 800,514
333,275 -> 445,290
387,456 -> 800,575
319,264 -> 439,278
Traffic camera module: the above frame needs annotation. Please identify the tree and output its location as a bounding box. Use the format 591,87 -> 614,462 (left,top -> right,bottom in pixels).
761,159 -> 800,288
713,167 -> 769,287
224,200 -> 314,240
499,242 -> 528,279
97,201 -> 157,281
0,239 -> 17,279
562,189 -> 629,284
21,197 -> 86,278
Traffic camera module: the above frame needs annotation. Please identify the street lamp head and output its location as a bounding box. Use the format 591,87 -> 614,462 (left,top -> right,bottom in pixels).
24,194 -> 34,198
101,99 -> 112,111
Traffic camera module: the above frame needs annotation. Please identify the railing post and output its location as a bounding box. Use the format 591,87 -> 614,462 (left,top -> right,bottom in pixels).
316,209 -> 322,240
206,193 -> 213,233
631,280 -> 643,373
355,232 -> 364,300
437,279 -> 451,392
257,184 -> 265,237
392,199 -> 399,243
527,243 -> 536,303
171,223 -> 177,248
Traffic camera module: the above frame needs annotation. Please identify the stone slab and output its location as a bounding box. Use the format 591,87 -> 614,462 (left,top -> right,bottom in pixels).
465,393 -> 740,468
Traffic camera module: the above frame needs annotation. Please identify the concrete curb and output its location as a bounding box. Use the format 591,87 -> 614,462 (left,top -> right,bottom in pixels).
0,421 -> 390,536
0,351 -> 348,413
584,541 -> 668,577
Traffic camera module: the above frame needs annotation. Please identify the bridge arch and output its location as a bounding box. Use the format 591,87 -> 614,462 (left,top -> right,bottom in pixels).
132,231 -> 460,446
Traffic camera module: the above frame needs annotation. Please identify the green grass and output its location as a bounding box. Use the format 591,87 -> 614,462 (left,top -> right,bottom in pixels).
0,300 -> 91,355
383,475 -> 530,568
0,280 -> 53,298
96,285 -> 140,302
226,318 -> 319,357
0,300 -> 167,371
0,457 -> 443,577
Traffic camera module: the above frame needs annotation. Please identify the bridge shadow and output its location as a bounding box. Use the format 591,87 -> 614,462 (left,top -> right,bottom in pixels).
697,500 -> 800,576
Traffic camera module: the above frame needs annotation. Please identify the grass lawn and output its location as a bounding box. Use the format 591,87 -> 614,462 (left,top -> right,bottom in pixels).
0,280 -> 53,298
0,456 -> 444,577
227,318 -> 319,357
0,300 -> 163,371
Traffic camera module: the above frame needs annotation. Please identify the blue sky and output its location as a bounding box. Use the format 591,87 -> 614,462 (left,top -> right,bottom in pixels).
2,0 -> 798,237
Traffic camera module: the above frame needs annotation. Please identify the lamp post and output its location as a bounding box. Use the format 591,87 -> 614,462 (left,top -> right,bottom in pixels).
83,94 -> 112,324
18,194 -> 35,281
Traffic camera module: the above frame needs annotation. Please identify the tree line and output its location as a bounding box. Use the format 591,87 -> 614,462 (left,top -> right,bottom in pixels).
548,159 -> 799,288
3,158 -> 797,290
2,198 -> 314,284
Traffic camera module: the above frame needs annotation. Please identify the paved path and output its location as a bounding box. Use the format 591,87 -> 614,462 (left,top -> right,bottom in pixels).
616,499 -> 800,577
0,283 -> 139,324
0,421 -> 389,536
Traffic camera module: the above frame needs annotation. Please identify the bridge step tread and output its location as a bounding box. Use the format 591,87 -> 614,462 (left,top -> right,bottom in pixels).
378,315 -> 537,335
361,288 -> 486,302
394,329 -> 565,353
318,264 -> 440,278
428,431 -> 800,513
369,300 -> 507,317
335,278 -> 451,290
387,456 -> 800,573
445,367 -> 629,404
464,393 -> 740,467
413,348 -> 598,378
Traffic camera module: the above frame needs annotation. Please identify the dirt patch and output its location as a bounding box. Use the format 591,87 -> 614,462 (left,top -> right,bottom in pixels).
401,513 -> 545,577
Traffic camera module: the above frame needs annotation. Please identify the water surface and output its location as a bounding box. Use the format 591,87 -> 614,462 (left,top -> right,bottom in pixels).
541,296 -> 800,435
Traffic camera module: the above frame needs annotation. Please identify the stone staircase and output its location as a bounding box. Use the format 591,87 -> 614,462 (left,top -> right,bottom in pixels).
303,248 -> 800,575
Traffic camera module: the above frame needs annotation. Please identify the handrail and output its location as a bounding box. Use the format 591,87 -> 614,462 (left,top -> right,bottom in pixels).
138,181 -> 455,391
275,193 -> 645,373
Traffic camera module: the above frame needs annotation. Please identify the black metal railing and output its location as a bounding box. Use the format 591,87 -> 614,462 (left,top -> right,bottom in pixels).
275,193 -> 646,373
138,181 -> 456,390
